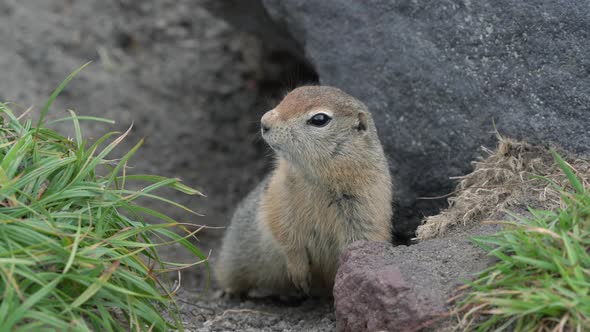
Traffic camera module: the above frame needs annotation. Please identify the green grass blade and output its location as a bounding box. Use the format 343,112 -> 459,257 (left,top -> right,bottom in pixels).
36,62 -> 91,129
551,149 -> 584,194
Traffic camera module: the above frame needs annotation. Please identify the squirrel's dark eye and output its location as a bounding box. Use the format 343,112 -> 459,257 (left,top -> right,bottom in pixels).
307,113 -> 332,127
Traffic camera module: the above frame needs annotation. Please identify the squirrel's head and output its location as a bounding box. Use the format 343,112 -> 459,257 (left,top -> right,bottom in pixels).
261,86 -> 375,168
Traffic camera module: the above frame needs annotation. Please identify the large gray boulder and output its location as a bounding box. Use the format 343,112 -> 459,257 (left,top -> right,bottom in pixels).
210,0 -> 590,236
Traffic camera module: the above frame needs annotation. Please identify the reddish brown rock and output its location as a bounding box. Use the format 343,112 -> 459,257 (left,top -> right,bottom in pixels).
334,224 -> 499,332
334,242 -> 439,332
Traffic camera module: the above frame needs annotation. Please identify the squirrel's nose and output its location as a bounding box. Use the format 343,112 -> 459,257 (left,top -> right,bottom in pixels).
261,109 -> 275,134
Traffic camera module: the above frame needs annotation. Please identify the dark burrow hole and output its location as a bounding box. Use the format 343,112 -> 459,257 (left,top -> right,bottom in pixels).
392,198 -> 449,246
255,50 -> 320,101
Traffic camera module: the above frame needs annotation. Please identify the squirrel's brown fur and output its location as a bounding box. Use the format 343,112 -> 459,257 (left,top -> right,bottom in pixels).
215,86 -> 393,296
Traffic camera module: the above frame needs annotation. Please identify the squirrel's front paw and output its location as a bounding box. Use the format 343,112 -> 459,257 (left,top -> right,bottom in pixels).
287,264 -> 311,294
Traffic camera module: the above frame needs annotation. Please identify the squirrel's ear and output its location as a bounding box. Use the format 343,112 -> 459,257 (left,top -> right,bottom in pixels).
355,112 -> 368,132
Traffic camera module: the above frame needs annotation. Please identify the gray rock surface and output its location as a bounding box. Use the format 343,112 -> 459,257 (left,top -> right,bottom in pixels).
222,0 -> 590,236
334,224 -> 500,332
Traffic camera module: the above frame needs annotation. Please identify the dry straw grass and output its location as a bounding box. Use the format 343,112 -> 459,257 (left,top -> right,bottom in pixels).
417,135 -> 590,240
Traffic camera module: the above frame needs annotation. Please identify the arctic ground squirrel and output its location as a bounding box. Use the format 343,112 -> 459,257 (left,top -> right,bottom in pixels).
215,86 -> 393,297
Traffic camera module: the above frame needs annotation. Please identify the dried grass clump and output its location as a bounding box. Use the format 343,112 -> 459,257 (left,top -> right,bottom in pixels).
417,136 -> 590,240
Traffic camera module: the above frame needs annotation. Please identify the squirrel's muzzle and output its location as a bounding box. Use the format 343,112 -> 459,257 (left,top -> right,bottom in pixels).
261,109 -> 278,135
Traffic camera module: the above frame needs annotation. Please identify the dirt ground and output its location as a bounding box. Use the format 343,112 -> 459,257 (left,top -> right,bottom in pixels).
175,288 -> 335,332
0,0 -> 332,331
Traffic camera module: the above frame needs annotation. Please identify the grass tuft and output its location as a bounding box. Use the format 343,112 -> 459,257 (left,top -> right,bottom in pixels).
0,70 -> 205,331
455,151 -> 590,331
